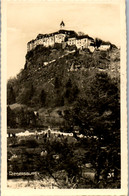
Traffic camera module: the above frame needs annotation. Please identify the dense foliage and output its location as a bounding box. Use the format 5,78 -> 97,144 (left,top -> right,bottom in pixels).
7,45 -> 120,188
8,132 -> 120,188
7,45 -> 119,108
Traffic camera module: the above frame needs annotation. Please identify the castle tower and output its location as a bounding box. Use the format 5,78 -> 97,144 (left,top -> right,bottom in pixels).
60,21 -> 65,29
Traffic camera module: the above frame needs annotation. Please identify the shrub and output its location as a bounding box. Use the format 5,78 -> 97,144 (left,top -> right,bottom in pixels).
19,139 -> 39,148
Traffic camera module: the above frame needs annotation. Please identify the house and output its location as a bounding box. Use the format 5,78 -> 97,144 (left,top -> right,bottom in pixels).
98,43 -> 111,51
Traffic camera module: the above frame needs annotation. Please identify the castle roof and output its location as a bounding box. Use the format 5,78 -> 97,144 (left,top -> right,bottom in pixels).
76,35 -> 89,39
59,29 -> 77,36
75,35 -> 94,41
36,29 -> 77,40
88,36 -> 94,41
27,39 -> 35,44
101,41 -> 111,45
27,30 -> 94,44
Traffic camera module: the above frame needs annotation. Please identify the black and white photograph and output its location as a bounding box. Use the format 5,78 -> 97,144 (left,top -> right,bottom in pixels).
1,0 -> 127,195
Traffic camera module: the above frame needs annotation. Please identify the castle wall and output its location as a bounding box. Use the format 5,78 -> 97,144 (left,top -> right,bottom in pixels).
48,36 -> 55,46
76,38 -> 89,49
27,42 -> 35,51
37,38 -> 44,45
87,39 -> 94,47
98,44 -> 110,51
67,37 -> 76,46
27,35 -> 55,51
27,31 -> 95,52
88,46 -> 95,53
54,33 -> 66,43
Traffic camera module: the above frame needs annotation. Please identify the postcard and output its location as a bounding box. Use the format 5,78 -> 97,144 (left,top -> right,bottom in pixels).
1,0 -> 128,195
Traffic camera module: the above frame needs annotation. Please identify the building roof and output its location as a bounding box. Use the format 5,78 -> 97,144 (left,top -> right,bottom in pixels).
35,29 -> 77,40
28,30 -> 94,44
27,39 -> 35,44
59,29 -> 77,36
68,36 -> 77,40
76,35 -> 89,39
101,41 -> 111,45
76,35 -> 94,41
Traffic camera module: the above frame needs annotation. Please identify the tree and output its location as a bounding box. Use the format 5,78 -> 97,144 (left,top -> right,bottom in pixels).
65,79 -> 72,89
54,77 -> 61,89
56,96 -> 64,107
95,38 -> 102,48
40,89 -> 46,106
64,73 -> 120,138
64,80 -> 79,104
7,106 -> 16,128
17,108 -> 27,128
78,32 -> 85,36
7,86 -> 16,104
63,72 -> 120,183
17,84 -> 34,105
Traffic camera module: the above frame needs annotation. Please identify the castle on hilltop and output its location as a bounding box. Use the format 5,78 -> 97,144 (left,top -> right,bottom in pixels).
27,21 -> 96,52
27,21 -> 111,52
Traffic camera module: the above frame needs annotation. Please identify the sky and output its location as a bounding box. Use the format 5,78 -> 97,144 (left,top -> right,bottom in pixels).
7,1 -> 120,79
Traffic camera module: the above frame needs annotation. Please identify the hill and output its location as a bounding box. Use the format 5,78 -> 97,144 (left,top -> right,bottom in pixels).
7,43 -> 121,188
7,44 -> 120,129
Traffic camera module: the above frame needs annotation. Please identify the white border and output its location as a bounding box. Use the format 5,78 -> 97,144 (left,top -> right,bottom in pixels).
1,0 -> 128,195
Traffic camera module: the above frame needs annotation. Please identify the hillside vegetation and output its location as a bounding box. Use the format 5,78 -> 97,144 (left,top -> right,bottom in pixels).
8,45 -> 119,101
7,45 -> 120,129
7,44 -> 120,188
